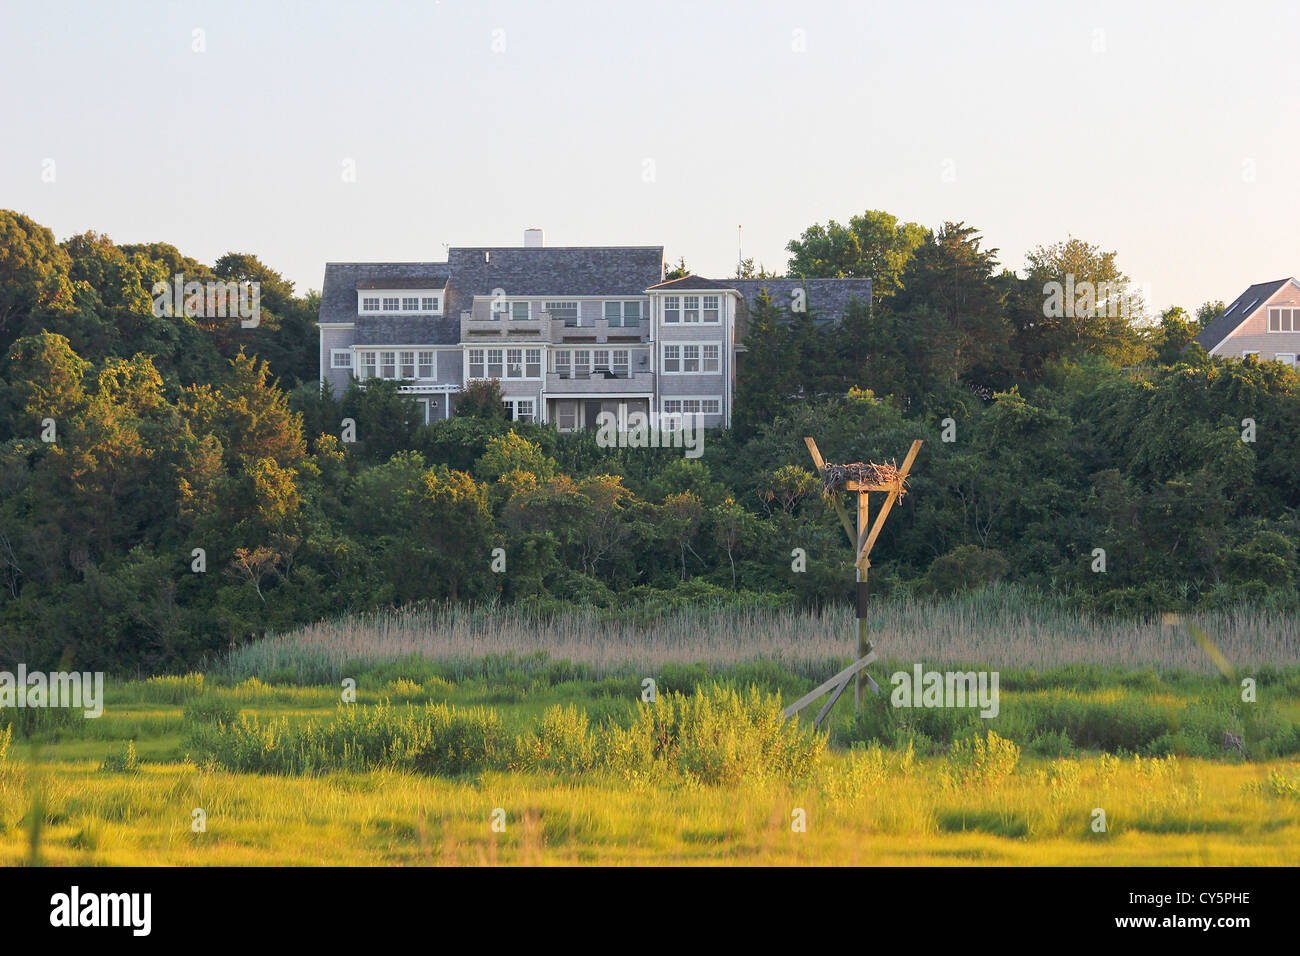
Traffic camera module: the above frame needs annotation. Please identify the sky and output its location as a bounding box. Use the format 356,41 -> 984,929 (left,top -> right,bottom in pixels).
2,0 -> 1297,316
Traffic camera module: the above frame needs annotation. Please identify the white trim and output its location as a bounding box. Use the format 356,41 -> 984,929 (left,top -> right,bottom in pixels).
660,340 -> 723,374
329,348 -> 353,369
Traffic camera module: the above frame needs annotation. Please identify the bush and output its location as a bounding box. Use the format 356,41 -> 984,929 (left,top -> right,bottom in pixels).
138,674 -> 205,704
920,546 -> 1010,597
944,730 -> 1019,787
99,740 -> 139,773
0,725 -> 11,763
183,696 -> 239,727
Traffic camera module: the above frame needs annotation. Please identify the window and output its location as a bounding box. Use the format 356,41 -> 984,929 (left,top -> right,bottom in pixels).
402,297 -> 419,311
554,350 -> 571,378
469,349 -> 485,378
605,301 -> 642,327
663,296 -> 680,323
382,297 -> 400,311
682,399 -> 701,415
487,349 -> 504,378
682,345 -> 700,372
507,348 -> 524,378
504,399 -> 535,423
418,351 -> 435,379
362,297 -> 380,311
663,400 -> 682,414
331,350 -> 352,369
380,351 -> 396,378
702,296 -> 720,322
1269,307 -> 1296,332
683,296 -> 700,323
1276,353 -> 1297,367
526,348 -> 542,378
421,297 -> 438,312
359,352 -> 376,379
701,399 -> 720,414
613,349 -> 629,378
663,345 -> 680,372
546,301 -> 579,325
573,349 -> 591,378
703,344 -> 720,372
399,351 -> 416,379
593,349 -> 610,373
492,300 -> 530,321
557,401 -> 577,431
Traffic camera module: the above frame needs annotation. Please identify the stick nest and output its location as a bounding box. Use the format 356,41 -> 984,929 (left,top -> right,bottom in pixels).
821,461 -> 906,496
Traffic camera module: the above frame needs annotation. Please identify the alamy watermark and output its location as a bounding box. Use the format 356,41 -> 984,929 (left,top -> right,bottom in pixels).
151,274 -> 260,327
0,666 -> 104,718
595,409 -> 703,459
890,665 -> 999,718
1042,274 -> 1147,322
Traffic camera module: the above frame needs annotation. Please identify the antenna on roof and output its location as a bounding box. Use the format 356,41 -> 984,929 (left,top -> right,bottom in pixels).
738,225 -> 743,278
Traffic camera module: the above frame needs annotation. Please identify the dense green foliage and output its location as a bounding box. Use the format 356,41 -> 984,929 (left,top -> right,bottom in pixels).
1,209 -> 1297,672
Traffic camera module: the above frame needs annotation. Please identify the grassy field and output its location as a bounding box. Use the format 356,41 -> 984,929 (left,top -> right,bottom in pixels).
3,598 -> 1299,866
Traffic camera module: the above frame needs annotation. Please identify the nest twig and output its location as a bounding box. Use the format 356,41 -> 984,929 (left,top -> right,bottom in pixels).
821,460 -> 906,496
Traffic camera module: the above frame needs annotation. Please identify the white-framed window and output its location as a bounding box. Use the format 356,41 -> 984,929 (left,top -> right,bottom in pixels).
1269,307 -> 1297,332
379,351 -> 396,378
593,349 -> 610,373
605,300 -> 642,327
1275,353 -> 1297,367
503,399 -> 535,423
554,350 -> 571,378
487,348 -> 504,378
418,351 -> 436,379
613,349 -> 629,377
557,401 -> 577,431
468,349 -> 485,379
701,399 -> 720,414
402,297 -> 419,311
546,301 -> 579,325
663,345 -> 680,372
702,296 -> 720,322
382,297 -> 400,311
358,352 -> 377,379
421,296 -> 439,312
492,300 -> 530,321
362,297 -> 380,311
574,349 -> 591,378
399,351 -> 416,379
526,348 -> 542,378
683,296 -> 700,323
330,349 -> 353,369
662,396 -> 721,420
703,344 -> 720,372
663,296 -> 680,323
682,345 -> 700,372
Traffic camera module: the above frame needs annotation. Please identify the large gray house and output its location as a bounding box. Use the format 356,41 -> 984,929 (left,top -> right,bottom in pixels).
317,230 -> 871,429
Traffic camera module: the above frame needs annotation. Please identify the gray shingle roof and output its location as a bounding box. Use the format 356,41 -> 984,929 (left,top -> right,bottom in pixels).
353,316 -> 460,346
445,246 -> 664,298
648,274 -> 735,291
1194,278 -> 1293,352
320,263 -> 450,325
730,278 -> 872,323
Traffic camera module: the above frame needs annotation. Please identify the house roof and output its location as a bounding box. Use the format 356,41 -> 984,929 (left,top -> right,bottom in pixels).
353,316 -> 460,346
320,263 -> 450,325
646,274 -> 736,291
731,278 -> 872,323
355,277 -> 448,290
445,246 -> 664,298
1194,278 -> 1294,352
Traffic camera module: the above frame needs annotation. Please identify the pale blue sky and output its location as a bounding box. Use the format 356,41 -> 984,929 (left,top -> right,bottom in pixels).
2,0 -> 1297,315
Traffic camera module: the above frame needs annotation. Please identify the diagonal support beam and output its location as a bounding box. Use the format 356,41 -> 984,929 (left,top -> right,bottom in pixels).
814,672 -> 854,728
856,439 -> 923,572
782,651 -> 877,718
804,437 -> 857,548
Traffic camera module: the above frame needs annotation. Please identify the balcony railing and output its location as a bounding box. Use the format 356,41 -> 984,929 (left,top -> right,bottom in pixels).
544,370 -> 654,393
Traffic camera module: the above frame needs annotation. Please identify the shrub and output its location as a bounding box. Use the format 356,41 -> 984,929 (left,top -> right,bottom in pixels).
99,740 -> 139,774
944,730 -> 1020,787
138,674 -> 205,704
0,725 -> 11,763
183,696 -> 239,727
513,704 -> 597,774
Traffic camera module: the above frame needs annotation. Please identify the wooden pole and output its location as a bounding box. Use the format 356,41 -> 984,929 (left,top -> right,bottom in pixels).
856,490 -> 869,710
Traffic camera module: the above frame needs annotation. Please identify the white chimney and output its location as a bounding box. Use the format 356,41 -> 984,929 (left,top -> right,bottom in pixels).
524,228 -> 544,248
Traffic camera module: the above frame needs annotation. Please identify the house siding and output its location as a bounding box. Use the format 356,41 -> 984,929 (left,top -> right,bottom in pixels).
1214,281 -> 1300,360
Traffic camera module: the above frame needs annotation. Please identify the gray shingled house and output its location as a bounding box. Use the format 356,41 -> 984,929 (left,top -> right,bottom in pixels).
1194,277 -> 1300,366
317,230 -> 871,429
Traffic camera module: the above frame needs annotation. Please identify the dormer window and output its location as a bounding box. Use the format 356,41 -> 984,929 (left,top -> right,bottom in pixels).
358,291 -> 442,314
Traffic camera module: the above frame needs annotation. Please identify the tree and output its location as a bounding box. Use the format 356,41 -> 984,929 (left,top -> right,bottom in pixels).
663,256 -> 690,281
1152,306 -> 1198,365
786,210 -> 926,301
455,379 -> 509,420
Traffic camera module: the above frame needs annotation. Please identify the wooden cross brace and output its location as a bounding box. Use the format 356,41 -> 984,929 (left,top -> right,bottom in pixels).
792,436 -> 923,720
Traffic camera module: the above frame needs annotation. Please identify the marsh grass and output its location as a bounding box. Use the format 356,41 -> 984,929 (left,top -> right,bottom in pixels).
220,588 -> 1300,684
